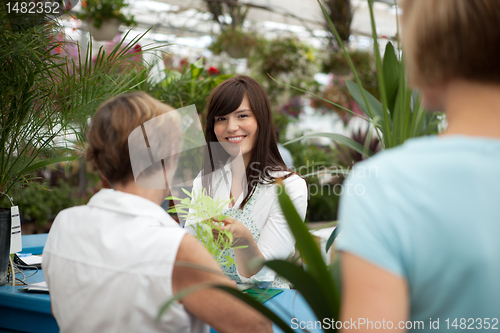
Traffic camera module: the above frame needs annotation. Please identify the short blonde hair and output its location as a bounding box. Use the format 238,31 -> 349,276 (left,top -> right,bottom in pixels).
86,91 -> 178,185
401,0 -> 500,87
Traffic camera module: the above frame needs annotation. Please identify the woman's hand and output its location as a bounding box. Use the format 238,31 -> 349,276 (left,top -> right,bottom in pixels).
214,216 -> 265,278
214,216 -> 253,247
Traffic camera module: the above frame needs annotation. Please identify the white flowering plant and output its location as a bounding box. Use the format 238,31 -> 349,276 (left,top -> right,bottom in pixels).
167,188 -> 247,267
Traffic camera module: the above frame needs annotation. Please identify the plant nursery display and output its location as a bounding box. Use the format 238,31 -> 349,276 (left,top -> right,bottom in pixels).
209,28 -> 262,59
167,189 -> 246,267
249,36 -> 319,108
285,8 -> 441,157
148,58 -> 232,122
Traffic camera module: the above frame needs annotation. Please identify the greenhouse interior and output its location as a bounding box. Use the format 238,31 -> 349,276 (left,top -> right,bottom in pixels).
1,0 -> 499,332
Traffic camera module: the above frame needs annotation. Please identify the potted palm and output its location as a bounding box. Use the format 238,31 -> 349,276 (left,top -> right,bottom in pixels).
76,0 -> 137,41
1,5 -> 154,284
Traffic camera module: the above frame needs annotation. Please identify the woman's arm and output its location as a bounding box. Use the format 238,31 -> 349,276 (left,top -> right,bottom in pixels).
220,175 -> 308,279
340,252 -> 409,332
172,234 -> 271,333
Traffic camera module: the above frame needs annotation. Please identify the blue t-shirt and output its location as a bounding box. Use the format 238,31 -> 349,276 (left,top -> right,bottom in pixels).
336,135 -> 500,331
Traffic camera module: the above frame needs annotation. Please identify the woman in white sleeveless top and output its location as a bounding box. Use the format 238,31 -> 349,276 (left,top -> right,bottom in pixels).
43,92 -> 271,333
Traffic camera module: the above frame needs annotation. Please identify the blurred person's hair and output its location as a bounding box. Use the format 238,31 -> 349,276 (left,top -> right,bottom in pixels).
401,0 -> 500,87
203,75 -> 290,209
85,91 -> 179,186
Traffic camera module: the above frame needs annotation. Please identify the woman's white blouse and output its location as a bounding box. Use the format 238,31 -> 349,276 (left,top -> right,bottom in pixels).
43,189 -> 208,333
186,165 -> 308,284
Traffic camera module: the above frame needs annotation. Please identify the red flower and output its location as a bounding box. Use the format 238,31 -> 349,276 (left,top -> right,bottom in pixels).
208,66 -> 219,75
132,44 -> 142,53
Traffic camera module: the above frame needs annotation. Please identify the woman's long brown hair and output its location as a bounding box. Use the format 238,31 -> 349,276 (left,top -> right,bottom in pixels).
203,75 -> 291,209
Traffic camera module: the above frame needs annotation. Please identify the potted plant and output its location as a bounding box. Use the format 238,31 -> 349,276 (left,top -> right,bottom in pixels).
0,6 -> 153,284
76,0 -> 137,41
248,36 -> 319,108
148,58 -> 232,124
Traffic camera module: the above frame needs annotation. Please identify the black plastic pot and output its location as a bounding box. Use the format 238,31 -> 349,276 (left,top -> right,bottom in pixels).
0,208 -> 11,286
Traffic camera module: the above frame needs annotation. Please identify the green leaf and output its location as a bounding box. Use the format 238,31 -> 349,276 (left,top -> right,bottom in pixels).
284,132 -> 374,158
182,188 -> 192,197
276,182 -> 339,312
231,245 -> 248,250
266,260 -> 339,324
201,224 -> 213,238
325,227 -> 340,253
224,230 -> 233,243
20,155 -> 80,175
318,0 -> 376,121
345,80 -> 383,120
382,42 -> 400,114
190,60 -> 203,79
216,286 -> 296,333
329,256 -> 342,295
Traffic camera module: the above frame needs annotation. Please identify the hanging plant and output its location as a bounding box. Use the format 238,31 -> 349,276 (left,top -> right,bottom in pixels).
209,28 -> 263,59
76,0 -> 137,29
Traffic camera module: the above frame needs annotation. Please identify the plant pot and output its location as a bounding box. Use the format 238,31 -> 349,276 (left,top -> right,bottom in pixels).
225,44 -> 248,59
0,208 -> 12,286
87,19 -> 120,41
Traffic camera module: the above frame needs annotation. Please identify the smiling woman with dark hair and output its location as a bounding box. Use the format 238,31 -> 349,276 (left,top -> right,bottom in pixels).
186,75 -> 308,288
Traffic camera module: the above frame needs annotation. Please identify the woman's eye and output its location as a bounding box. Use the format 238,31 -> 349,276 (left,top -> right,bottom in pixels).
238,114 -> 249,119
215,117 -> 226,122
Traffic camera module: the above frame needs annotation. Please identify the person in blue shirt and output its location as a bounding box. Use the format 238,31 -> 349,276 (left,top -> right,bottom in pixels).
335,0 -> 500,331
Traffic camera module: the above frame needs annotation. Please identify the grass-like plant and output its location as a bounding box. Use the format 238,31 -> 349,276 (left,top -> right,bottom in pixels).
167,188 -> 247,267
284,1 -> 441,157
0,5 -> 161,203
284,0 -> 442,251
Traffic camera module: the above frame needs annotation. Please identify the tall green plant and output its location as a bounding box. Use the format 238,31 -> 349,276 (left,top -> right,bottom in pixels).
285,0 -> 441,156
0,7 -> 159,203
219,181 -> 342,332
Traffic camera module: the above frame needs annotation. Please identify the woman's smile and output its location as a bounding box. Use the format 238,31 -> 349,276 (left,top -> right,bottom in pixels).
226,135 -> 247,143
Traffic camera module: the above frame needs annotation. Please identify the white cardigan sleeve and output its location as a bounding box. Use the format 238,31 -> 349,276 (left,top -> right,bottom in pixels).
236,174 -> 308,283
